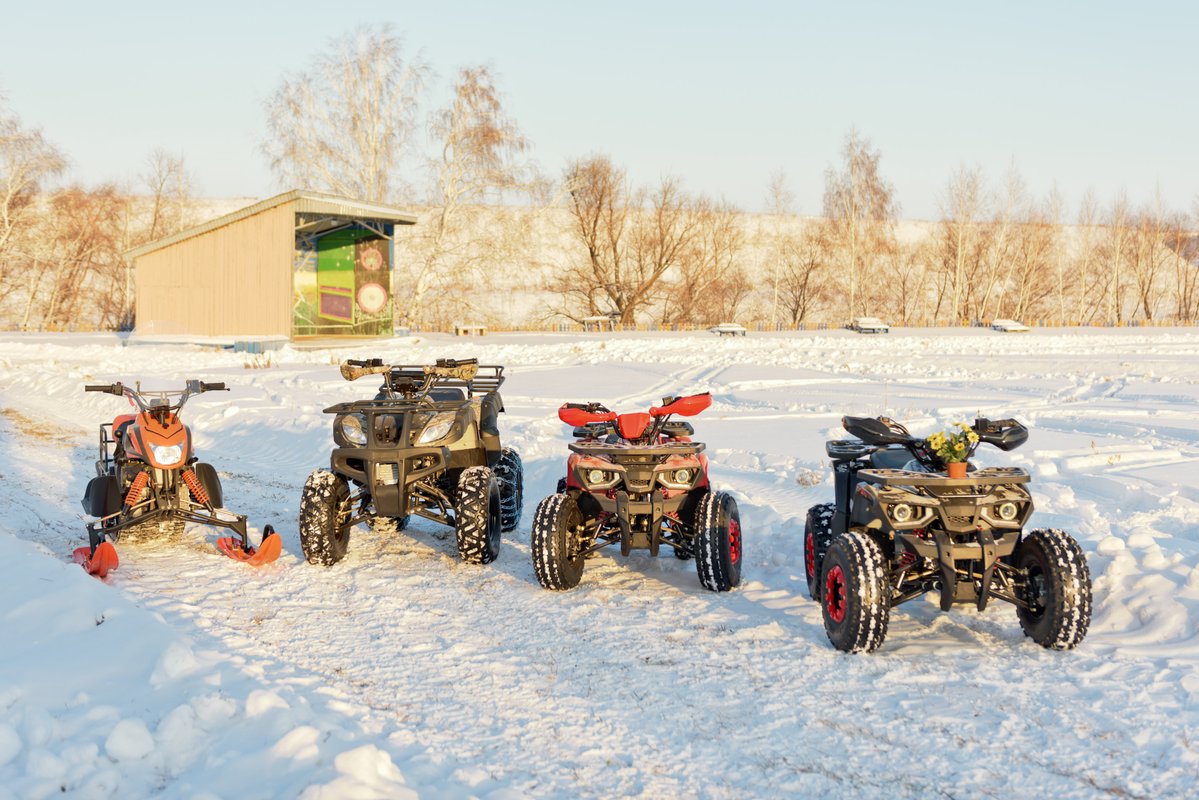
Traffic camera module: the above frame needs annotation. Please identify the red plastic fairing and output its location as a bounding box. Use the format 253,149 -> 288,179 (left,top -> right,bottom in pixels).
616,412 -> 653,440
650,392 -> 712,418
559,405 -> 618,428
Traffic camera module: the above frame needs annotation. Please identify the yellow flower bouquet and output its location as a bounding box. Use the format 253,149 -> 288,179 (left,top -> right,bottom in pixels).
926,423 -> 980,464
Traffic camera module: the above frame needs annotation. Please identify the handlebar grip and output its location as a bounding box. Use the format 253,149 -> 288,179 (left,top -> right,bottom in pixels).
201,382 -> 227,392
84,384 -> 110,392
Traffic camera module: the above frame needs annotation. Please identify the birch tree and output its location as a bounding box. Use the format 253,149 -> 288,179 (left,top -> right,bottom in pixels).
263,25 -> 428,202
822,129 -> 897,320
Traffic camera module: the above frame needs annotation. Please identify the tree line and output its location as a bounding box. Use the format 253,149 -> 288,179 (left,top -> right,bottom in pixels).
2,26 -> 1196,331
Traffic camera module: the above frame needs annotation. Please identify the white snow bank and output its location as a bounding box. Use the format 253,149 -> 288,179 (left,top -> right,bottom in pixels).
0,533 -> 436,799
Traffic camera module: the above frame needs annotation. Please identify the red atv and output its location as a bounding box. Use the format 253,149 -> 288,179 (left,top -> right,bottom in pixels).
76,380 -> 282,577
532,392 -> 742,591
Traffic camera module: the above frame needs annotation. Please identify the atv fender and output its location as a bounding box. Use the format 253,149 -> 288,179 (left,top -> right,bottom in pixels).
193,462 -> 223,508
479,393 -> 503,464
82,475 -> 121,517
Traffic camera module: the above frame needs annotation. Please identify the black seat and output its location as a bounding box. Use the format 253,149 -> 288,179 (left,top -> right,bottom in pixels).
869,447 -> 914,470
428,387 -> 466,402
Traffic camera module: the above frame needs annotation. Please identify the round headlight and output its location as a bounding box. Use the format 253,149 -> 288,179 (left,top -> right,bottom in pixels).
339,413 -> 368,446
587,469 -> 608,484
673,468 -> 692,484
150,444 -> 184,466
997,501 -> 1019,521
892,503 -> 913,523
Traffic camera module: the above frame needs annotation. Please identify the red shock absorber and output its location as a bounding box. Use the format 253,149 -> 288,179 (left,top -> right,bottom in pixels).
125,470 -> 150,507
182,469 -> 209,505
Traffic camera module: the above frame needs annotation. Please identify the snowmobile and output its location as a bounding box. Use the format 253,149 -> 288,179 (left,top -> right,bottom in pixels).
77,381 -> 282,577
805,416 -> 1092,653
532,392 -> 742,591
299,358 -> 522,566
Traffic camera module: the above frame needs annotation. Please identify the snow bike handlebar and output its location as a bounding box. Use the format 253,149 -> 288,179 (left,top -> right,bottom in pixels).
84,380 -> 229,417
559,393 -> 712,444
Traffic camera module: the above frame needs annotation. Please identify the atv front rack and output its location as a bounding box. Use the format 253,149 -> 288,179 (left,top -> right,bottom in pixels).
857,466 -> 1030,487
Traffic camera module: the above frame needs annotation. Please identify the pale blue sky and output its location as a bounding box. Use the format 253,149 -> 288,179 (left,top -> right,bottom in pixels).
1,1 -> 1194,219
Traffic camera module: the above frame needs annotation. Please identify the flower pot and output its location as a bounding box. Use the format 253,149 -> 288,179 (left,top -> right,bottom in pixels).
946,461 -> 968,479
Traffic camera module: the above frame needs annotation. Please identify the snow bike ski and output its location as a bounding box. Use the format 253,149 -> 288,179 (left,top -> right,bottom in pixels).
533,392 -> 742,591
300,358 -> 522,566
805,416 -> 1092,653
76,380 -> 282,577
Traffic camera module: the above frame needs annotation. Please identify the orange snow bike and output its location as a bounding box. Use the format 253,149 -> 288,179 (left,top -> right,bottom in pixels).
76,381 -> 282,577
532,392 -> 743,592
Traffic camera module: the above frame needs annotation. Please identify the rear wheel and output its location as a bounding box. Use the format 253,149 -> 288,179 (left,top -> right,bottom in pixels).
455,466 -> 502,564
299,469 -> 352,566
1014,528 -> 1092,650
804,503 -> 836,600
494,447 -> 524,532
531,493 -> 585,590
694,491 -> 742,592
821,530 -> 890,653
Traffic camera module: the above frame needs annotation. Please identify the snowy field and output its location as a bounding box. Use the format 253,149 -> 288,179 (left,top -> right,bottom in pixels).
1,328 -> 1197,799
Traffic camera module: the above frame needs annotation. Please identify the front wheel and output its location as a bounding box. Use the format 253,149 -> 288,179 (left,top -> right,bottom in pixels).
693,491 -> 743,592
299,469 -> 352,566
531,493 -> 585,590
821,530 -> 890,653
454,466 -> 502,564
804,503 -> 836,600
1014,528 -> 1092,650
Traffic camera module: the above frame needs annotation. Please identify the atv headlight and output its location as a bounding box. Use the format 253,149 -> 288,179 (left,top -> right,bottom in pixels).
417,412 -> 456,444
892,503 -> 914,523
338,413 -> 368,446
996,501 -> 1019,521
582,468 -> 619,489
658,467 -> 697,490
150,444 -> 184,467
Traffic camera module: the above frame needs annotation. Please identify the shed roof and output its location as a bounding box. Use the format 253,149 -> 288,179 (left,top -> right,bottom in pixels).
127,189 -> 419,259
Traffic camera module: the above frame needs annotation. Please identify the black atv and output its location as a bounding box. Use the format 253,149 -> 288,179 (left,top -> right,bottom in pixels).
299,358 -> 523,566
805,416 -> 1092,653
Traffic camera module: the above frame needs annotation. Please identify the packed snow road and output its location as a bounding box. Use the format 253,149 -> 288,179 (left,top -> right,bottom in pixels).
1,328 -> 1197,798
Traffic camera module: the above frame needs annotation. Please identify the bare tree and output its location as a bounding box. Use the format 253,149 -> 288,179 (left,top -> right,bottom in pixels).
764,171 -> 796,326
0,101 -> 67,307
822,129 -> 898,319
262,25 -> 428,202
398,66 -> 532,326
936,165 -> 985,323
660,198 -> 745,325
777,226 -> 831,325
140,148 -> 193,243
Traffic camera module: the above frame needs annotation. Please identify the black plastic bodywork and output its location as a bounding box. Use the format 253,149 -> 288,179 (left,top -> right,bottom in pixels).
823,416 -> 1034,612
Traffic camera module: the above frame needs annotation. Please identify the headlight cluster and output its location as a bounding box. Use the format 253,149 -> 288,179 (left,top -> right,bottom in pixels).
417,411 -> 457,444
338,413 -> 368,446
581,468 -> 620,489
892,502 -> 914,523
150,444 -> 184,466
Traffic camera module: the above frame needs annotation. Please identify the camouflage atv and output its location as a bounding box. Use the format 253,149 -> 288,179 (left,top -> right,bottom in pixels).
299,358 -> 522,566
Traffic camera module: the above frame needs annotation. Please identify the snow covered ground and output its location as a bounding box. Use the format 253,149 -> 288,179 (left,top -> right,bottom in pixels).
0,327 -> 1197,798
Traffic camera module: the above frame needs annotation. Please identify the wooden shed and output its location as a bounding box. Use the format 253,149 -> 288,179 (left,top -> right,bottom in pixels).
128,190 -> 418,338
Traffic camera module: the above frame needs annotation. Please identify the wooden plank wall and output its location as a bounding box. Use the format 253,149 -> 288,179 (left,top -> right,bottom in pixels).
134,203 -> 294,337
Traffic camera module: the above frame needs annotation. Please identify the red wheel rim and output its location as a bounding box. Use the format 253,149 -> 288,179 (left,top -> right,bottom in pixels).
804,528 -> 815,579
825,564 -> 847,623
728,516 -> 742,564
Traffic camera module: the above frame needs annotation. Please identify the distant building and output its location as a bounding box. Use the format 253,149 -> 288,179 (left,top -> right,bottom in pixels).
128,190 -> 417,338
